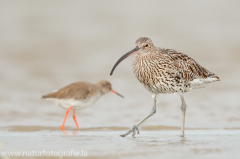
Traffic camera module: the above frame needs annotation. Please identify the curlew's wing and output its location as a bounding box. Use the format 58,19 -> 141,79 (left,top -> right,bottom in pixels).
42,82 -> 95,100
162,49 -> 215,82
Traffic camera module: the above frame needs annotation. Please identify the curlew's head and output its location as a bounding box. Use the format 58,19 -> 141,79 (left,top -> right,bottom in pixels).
95,80 -> 124,98
135,37 -> 154,52
110,37 -> 154,76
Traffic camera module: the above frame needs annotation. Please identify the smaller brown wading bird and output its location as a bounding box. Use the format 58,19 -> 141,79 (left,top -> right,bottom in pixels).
110,37 -> 220,137
42,80 -> 123,130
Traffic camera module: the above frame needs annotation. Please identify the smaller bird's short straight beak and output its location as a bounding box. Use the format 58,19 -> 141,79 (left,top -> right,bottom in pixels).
111,90 -> 124,98
110,46 -> 140,76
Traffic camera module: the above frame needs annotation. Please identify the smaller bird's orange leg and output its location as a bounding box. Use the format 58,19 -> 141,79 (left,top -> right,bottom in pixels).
60,106 -> 73,130
72,110 -> 79,129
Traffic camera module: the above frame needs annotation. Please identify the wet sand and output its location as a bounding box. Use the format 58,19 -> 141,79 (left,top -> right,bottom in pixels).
0,126 -> 240,159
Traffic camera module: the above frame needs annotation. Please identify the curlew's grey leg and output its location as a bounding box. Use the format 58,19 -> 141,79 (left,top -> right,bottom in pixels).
179,93 -> 187,137
120,94 -> 157,137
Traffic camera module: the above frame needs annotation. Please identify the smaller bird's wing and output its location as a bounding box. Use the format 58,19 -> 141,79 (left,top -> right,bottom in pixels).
42,82 -> 95,100
162,49 -> 214,82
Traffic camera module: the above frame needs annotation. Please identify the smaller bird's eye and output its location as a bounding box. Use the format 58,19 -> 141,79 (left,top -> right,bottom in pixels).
145,44 -> 148,47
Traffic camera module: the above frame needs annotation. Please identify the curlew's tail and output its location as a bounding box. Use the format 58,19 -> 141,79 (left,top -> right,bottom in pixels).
190,73 -> 220,90
210,75 -> 220,81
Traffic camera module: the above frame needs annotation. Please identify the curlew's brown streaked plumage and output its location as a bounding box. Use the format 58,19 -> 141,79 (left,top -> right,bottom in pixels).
110,37 -> 220,137
42,80 -> 123,130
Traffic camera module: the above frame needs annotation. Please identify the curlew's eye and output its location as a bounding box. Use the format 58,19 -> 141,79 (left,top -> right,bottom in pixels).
145,44 -> 148,47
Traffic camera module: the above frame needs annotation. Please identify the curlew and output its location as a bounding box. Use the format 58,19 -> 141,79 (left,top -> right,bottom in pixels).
42,80 -> 123,130
110,37 -> 220,137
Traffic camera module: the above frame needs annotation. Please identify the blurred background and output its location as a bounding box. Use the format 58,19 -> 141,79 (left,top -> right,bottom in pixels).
0,0 -> 239,129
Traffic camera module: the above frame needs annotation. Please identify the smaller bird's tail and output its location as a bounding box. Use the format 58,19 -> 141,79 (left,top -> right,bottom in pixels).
41,95 -> 48,101
41,96 -> 58,103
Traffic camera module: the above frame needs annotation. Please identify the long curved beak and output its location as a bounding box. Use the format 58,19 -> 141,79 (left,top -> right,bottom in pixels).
111,90 -> 124,98
110,46 -> 140,76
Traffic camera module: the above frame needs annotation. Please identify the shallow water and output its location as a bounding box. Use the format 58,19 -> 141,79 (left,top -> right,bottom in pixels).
0,126 -> 240,159
0,0 -> 240,158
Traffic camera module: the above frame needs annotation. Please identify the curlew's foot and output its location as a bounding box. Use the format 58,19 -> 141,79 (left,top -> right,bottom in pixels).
120,125 -> 139,137
180,134 -> 185,137
60,125 -> 64,130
